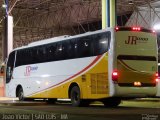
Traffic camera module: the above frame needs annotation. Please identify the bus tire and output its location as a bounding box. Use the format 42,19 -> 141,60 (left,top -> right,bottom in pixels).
18,87 -> 25,101
71,86 -> 81,107
102,98 -> 121,107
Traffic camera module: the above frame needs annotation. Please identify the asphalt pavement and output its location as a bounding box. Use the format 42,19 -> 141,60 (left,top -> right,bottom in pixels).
0,98 -> 159,120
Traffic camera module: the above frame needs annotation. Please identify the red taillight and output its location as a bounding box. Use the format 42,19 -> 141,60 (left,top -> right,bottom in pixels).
132,27 -> 141,31
152,30 -> 156,33
132,27 -> 136,30
155,72 -> 159,83
137,27 -> 141,31
115,27 -> 119,30
152,30 -> 156,35
155,72 -> 158,77
155,78 -> 159,83
112,70 -> 118,82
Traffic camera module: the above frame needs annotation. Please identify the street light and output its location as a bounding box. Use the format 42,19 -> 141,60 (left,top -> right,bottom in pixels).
2,4 -> 7,8
153,24 -> 160,31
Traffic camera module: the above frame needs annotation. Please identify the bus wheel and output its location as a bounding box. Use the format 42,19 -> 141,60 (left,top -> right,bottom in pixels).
102,98 -> 121,107
18,88 -> 24,101
71,86 -> 81,107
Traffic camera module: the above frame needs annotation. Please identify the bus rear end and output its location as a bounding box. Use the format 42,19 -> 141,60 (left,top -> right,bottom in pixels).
112,27 -> 158,97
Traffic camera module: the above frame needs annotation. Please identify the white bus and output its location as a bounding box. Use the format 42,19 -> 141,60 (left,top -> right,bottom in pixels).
5,27 -> 158,107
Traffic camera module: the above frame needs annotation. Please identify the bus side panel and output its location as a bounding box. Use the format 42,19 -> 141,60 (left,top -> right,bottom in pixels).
26,54 -> 109,99
5,29 -> 113,100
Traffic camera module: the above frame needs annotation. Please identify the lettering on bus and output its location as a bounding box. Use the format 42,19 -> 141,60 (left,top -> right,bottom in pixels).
24,66 -> 38,76
125,36 -> 148,45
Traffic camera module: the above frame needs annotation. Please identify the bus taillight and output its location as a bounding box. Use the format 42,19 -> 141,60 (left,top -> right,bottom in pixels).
155,72 -> 159,83
132,27 -> 141,31
155,78 -> 159,83
152,30 -> 156,33
115,27 -> 119,31
112,70 -> 118,82
152,30 -> 156,35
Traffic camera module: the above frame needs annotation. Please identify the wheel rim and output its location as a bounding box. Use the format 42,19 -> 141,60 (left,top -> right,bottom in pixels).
71,86 -> 81,106
73,91 -> 79,102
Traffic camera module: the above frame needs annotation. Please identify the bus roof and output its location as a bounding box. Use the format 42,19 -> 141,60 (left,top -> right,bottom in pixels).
13,28 -> 113,51
28,35 -> 70,46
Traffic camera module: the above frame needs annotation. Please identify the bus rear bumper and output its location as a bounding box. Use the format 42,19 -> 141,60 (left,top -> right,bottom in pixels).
112,85 -> 157,98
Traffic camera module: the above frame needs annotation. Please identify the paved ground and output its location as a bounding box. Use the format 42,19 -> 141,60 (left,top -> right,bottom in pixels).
0,98 -> 159,120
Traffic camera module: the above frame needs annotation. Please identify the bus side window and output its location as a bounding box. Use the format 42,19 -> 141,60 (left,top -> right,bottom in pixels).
6,51 -> 15,83
31,47 -> 39,64
41,46 -> 47,63
77,36 -> 93,58
55,42 -> 63,60
93,32 -> 110,55
36,46 -> 46,63
61,41 -> 70,60
69,39 -> 77,59
27,49 -> 32,65
23,49 -> 29,65
15,50 -> 22,67
77,36 -> 93,57
46,43 -> 57,62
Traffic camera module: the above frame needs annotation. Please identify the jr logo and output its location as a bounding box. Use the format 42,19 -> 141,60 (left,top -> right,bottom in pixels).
125,36 -> 148,45
125,36 -> 137,45
24,66 -> 31,76
24,66 -> 38,76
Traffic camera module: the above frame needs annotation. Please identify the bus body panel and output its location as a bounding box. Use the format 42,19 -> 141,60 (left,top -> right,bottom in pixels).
28,54 -> 109,99
5,29 -> 112,100
157,81 -> 160,97
6,54 -> 109,99
113,85 -> 156,97
110,30 -> 158,97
